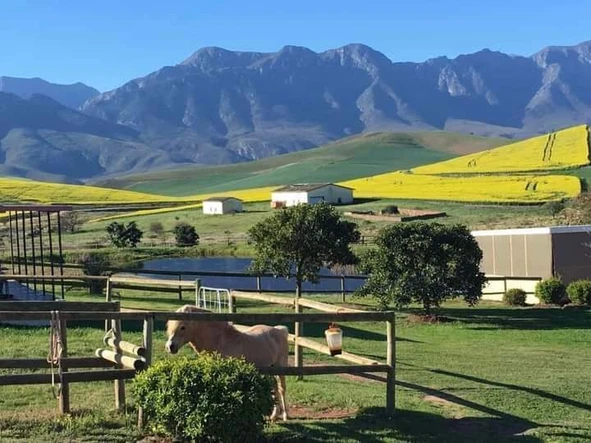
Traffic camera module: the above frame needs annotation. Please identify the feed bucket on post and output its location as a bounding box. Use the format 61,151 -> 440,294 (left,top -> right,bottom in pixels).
324,323 -> 342,356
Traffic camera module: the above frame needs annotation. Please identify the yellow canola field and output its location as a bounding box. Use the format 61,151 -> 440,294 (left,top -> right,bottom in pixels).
0,177 -> 187,204
412,125 -> 590,175
341,172 -> 581,203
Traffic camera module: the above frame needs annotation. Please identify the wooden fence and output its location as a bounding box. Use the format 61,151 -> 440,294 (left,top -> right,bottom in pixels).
0,301 -> 396,417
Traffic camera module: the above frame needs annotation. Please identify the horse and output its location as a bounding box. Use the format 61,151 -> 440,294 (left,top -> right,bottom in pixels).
165,305 -> 289,421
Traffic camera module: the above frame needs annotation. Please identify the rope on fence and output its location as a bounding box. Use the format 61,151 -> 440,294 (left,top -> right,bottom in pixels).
47,310 -> 63,398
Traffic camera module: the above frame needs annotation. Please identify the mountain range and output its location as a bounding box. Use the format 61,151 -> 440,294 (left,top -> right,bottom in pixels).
2,40 -> 591,181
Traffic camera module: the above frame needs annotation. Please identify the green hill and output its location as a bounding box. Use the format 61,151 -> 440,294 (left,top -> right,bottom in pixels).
98,131 -> 507,196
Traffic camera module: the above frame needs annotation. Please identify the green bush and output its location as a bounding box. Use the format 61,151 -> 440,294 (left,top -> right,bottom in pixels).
133,354 -> 274,442
566,280 -> 591,306
503,288 -> 527,306
535,277 -> 567,305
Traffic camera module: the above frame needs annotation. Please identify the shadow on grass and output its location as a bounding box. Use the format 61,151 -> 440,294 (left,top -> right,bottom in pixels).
268,406 -> 540,443
404,306 -> 591,331
430,369 -> 591,413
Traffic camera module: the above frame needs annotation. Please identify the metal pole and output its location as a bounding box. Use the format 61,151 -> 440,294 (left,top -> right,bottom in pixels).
20,211 -> 28,292
47,212 -> 56,300
8,212 -> 15,274
37,212 -> 46,295
57,212 -> 64,299
14,211 -> 21,275
29,212 -> 37,292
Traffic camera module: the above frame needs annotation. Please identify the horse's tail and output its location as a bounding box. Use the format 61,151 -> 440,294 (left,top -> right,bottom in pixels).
274,325 -> 290,366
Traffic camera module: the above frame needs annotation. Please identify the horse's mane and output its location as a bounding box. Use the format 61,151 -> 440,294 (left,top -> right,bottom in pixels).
176,305 -> 211,313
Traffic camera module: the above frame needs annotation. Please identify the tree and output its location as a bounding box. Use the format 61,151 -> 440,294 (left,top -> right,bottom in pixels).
544,200 -> 565,219
357,222 -> 486,314
106,221 -> 143,248
60,211 -> 83,233
247,203 -> 360,298
149,221 -> 166,243
174,222 -> 199,247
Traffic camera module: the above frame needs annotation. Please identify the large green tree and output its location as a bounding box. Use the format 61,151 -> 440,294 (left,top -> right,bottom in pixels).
357,222 -> 486,314
247,203 -> 360,297
106,221 -> 143,248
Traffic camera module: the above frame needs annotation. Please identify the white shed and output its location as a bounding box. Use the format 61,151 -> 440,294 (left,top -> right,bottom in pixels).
271,183 -> 354,208
202,197 -> 243,215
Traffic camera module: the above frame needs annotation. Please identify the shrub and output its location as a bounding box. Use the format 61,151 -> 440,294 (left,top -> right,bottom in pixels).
535,277 -> 567,305
503,288 -> 527,306
133,354 -> 274,442
77,252 -> 111,294
173,222 -> 199,247
566,280 -> 591,306
106,221 -> 143,248
382,205 -> 399,215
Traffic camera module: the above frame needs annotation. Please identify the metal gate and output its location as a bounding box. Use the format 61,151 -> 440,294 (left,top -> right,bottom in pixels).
196,285 -> 231,313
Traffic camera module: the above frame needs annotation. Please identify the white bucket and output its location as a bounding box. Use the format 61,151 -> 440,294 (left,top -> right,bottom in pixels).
325,324 -> 343,356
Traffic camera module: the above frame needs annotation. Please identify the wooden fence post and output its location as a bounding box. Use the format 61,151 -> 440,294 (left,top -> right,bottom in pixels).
138,314 -> 154,429
228,293 -> 236,313
340,276 -> 346,303
178,274 -> 183,301
112,317 -> 126,412
58,317 -> 69,414
256,276 -> 261,293
294,291 -> 303,380
194,279 -> 201,306
104,277 -> 112,332
386,312 -> 396,416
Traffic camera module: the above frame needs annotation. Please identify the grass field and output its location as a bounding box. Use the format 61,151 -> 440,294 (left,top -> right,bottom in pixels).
96,132 -> 506,196
0,289 -> 589,442
412,125 -> 590,175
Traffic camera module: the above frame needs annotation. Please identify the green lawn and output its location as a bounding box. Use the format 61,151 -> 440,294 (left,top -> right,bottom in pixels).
96,132 -> 505,196
0,288 -> 589,442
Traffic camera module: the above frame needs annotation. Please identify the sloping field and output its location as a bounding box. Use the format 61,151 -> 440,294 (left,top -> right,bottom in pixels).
412,125 -> 590,175
341,172 -> 581,203
0,177 -> 188,204
97,132 -> 505,196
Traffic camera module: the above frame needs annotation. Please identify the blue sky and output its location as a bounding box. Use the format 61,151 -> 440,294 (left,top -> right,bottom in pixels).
1,0 -> 589,92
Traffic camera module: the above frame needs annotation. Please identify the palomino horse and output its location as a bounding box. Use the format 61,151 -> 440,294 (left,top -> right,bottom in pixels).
165,305 -> 289,421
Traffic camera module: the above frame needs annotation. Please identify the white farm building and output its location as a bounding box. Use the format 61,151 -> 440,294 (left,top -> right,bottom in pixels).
271,183 -> 354,208
202,197 -> 243,215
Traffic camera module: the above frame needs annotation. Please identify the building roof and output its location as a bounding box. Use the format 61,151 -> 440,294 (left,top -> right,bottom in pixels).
203,197 -> 243,202
471,225 -> 591,237
272,183 -> 354,193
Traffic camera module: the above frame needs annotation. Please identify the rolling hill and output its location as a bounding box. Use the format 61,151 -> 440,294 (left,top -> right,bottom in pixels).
98,131 -> 507,196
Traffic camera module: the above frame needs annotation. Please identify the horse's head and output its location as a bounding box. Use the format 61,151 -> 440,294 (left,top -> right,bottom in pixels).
165,305 -> 210,354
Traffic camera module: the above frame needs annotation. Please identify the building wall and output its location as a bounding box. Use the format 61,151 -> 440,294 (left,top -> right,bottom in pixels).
271,191 -> 309,207
203,201 -> 224,214
307,186 -> 353,205
552,231 -> 591,283
222,199 -> 242,213
474,232 -> 552,279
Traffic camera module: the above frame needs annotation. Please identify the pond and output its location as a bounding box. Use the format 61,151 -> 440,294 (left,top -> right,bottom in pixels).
133,257 -> 366,293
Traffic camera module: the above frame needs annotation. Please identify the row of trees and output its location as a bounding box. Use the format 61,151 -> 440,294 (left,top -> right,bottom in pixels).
248,203 -> 485,314
105,221 -> 199,248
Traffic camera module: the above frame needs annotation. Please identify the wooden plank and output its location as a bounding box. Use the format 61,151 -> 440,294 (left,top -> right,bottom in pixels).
110,276 -> 196,288
58,318 -> 69,414
0,369 -> 136,386
104,337 -> 146,357
108,284 -> 193,293
112,319 -> 126,411
0,275 -> 109,281
386,313 -> 396,415
0,357 -> 114,369
0,311 -> 394,323
231,290 -> 294,306
297,298 -> 367,313
0,301 -> 119,312
294,336 -> 381,366
138,315 -> 154,429
95,349 -> 146,371
257,364 -> 390,376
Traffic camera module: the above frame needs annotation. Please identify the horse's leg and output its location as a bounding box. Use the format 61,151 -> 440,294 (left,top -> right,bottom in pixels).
277,374 -> 288,421
270,377 -> 279,421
